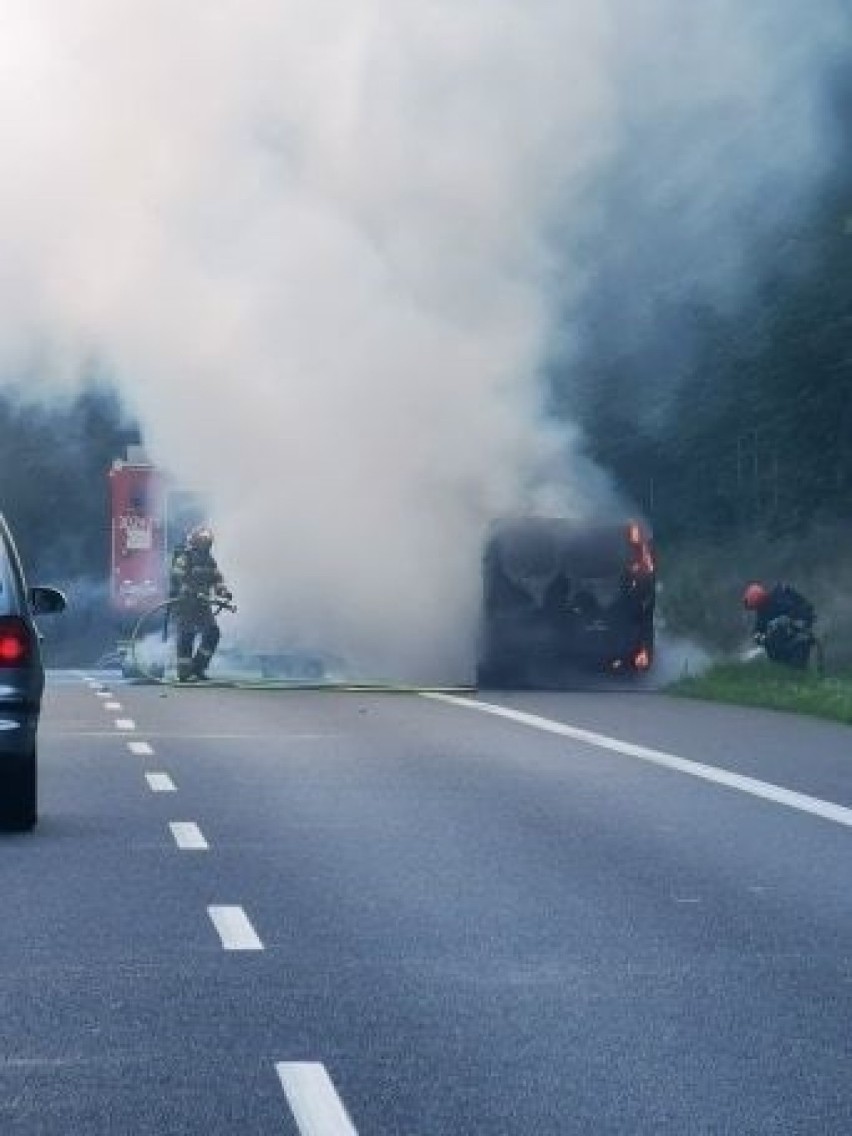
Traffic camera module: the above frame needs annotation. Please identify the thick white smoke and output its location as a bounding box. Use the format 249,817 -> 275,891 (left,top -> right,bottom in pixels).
0,1 -> 843,677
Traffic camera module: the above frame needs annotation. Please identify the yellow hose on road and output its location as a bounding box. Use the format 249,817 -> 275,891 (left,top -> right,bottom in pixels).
128,598 -> 476,694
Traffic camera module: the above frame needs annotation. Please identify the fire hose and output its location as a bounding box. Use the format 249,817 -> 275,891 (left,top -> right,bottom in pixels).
128,593 -> 237,686
127,595 -> 475,693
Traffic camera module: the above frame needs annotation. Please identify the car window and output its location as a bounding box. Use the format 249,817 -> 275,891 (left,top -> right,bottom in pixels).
0,521 -> 26,617
0,548 -> 14,616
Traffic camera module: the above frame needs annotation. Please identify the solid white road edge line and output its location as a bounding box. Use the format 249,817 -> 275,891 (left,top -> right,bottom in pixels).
146,773 -> 176,793
276,1063 -> 358,1136
115,718 -> 136,731
169,821 -> 208,850
423,693 -> 852,830
128,741 -> 154,756
207,906 -> 264,951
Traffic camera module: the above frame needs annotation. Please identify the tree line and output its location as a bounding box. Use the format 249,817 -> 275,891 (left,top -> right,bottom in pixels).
0,382 -> 137,583
561,170 -> 852,544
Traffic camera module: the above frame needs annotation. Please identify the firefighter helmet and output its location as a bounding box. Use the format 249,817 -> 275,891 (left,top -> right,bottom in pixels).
743,582 -> 769,610
187,525 -> 214,551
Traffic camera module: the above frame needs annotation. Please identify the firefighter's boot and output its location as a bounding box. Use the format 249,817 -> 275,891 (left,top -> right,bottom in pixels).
192,645 -> 214,679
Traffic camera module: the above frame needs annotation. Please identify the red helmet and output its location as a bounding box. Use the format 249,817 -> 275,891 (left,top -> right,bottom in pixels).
743,582 -> 768,610
187,525 -> 214,551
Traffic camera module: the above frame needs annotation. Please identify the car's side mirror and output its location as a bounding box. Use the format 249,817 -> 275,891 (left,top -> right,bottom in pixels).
29,586 -> 67,615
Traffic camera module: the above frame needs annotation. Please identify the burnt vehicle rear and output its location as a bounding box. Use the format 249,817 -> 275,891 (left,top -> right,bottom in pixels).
0,514 -> 66,831
477,517 -> 655,687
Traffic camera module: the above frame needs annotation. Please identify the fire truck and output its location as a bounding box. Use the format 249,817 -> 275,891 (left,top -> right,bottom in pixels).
108,447 -> 166,617
108,447 -> 208,672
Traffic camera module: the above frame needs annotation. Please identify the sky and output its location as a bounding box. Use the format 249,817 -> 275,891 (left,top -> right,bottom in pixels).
0,1 -> 845,677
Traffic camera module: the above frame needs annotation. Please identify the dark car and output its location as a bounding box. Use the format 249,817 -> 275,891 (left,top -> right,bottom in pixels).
0,514 -> 66,831
477,517 -> 655,687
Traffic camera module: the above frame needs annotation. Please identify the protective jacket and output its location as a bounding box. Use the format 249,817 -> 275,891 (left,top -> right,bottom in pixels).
169,546 -> 226,603
752,584 -> 814,638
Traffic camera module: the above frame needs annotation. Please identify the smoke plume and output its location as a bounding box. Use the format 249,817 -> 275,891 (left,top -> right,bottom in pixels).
0,1 -> 843,677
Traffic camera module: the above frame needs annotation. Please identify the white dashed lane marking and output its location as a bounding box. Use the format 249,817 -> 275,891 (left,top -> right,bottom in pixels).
276,1063 -> 358,1136
88,667 -> 322,1132
146,773 -> 176,793
169,822 -> 208,850
128,741 -> 154,756
207,906 -> 264,951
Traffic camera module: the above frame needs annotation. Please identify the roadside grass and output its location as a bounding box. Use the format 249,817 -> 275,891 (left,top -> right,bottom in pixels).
669,659 -> 852,726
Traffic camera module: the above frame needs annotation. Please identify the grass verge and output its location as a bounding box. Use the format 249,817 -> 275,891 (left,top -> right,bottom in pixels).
668,660 -> 852,726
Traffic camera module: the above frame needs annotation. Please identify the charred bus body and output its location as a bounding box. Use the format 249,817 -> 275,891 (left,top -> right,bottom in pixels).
477,518 -> 656,686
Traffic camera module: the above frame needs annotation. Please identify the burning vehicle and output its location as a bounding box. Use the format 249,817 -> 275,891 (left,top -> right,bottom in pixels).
477,517 -> 656,687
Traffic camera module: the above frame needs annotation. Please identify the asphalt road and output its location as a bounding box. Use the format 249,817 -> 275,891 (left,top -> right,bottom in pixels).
3,671 -> 852,1133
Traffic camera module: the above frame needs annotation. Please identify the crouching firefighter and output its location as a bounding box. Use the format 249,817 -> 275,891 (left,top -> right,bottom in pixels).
169,526 -> 233,682
742,581 -> 817,670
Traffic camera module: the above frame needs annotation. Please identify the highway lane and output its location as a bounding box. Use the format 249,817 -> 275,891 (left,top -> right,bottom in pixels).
3,672 -> 852,1132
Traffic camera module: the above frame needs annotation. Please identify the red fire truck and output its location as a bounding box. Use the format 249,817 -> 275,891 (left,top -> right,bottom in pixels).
108,448 -> 210,676
108,448 -> 167,617
108,447 -> 208,618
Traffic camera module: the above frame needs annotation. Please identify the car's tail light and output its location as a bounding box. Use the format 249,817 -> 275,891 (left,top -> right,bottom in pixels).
633,647 -> 651,671
0,617 -> 32,666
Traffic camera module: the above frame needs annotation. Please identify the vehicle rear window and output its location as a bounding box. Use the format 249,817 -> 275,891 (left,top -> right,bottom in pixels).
489,522 -> 632,579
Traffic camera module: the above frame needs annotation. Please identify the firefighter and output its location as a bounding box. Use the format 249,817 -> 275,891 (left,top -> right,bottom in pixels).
742,581 -> 816,669
169,525 -> 232,682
